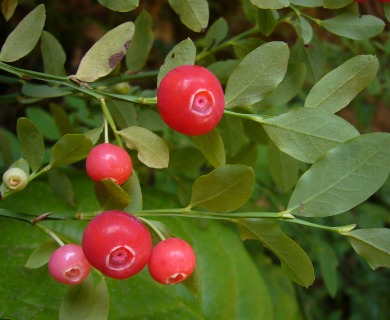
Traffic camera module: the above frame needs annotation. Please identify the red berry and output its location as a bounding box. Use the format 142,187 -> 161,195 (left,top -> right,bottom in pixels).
157,65 -> 225,136
148,238 -> 196,285
48,244 -> 91,285
82,210 -> 152,280
86,143 -> 132,186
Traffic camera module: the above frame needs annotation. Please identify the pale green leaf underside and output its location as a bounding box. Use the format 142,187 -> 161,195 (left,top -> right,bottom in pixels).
168,0 -> 209,32
261,108 -> 359,163
0,4 -> 46,62
250,0 -> 289,10
346,228 -> 390,270
288,133 -> 390,217
97,0 -> 139,12
305,55 -> 379,113
225,41 -> 289,108
76,22 -> 135,82
119,126 -> 169,169
41,31 -> 66,76
322,13 -> 385,40
192,129 -> 226,168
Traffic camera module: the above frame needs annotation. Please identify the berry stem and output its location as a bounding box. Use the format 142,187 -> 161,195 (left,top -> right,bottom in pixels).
35,222 -> 65,246
99,98 -> 123,147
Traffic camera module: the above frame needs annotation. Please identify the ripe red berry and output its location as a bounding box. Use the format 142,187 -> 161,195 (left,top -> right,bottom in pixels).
157,65 -> 225,136
48,244 -> 91,285
148,238 -> 196,285
86,143 -> 132,186
82,210 -> 152,280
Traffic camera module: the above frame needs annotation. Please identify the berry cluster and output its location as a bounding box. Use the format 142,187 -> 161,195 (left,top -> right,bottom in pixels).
8,65 -> 222,286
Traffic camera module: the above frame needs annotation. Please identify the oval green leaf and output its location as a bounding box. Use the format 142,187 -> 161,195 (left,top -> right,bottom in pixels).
288,133 -> 390,217
75,22 -> 135,82
126,10 -> 154,72
119,126 -> 169,169
168,0 -> 209,32
188,164 -> 255,212
157,38 -> 196,86
225,41 -> 289,108
238,219 -> 315,287
47,169 -> 76,207
2,0 -> 18,21
16,117 -> 45,173
97,0 -> 139,12
202,17 -> 228,50
261,108 -> 360,163
122,171 -> 143,212
192,129 -> 226,168
49,134 -> 93,168
346,228 -> 390,270
41,31 -> 66,76
250,0 -> 289,9
24,239 -> 58,269
0,4 -> 46,62
95,179 -> 131,211
322,13 -> 385,40
305,55 -> 379,113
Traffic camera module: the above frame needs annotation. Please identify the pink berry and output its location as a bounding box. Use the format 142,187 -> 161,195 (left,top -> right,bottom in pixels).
157,65 -> 225,136
48,244 -> 91,285
86,143 -> 132,185
82,210 -> 152,280
148,238 -> 196,285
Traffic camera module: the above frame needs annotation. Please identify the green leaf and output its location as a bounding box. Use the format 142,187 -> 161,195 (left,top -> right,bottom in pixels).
97,0 -> 139,12
268,141 -> 299,192
47,169 -> 76,207
346,228 -> 390,270
123,171 -> 143,212
261,108 -> 359,163
225,42 -> 289,108
157,38 -> 196,86
25,239 -> 58,269
50,104 -> 75,136
22,83 -> 71,98
16,117 -> 45,173
322,13 -> 385,40
250,0 -> 289,10
84,127 -> 103,145
0,4 -> 46,62
255,9 -> 278,36
208,59 -> 240,85
95,179 -> 131,211
40,31 -> 66,76
119,126 -> 169,169
0,128 -> 14,168
202,17 -> 228,50
26,107 -> 60,141
323,0 -> 353,9
288,133 -> 390,217
106,100 -> 138,129
305,55 -> 379,113
290,37 -> 324,84
168,0 -> 209,32
293,16 -> 313,44
316,242 -> 338,297
49,134 -> 93,168
232,38 -> 264,59
188,164 -> 255,212
126,10 -> 154,72
385,4 -> 390,23
75,22 -> 135,82
192,129 -> 226,168
291,0 -> 323,7
59,275 -> 109,320
238,219 -> 315,287
1,0 -> 18,21
255,62 -> 306,108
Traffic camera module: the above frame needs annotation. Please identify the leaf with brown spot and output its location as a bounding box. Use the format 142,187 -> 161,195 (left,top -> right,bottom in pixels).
75,22 -> 135,82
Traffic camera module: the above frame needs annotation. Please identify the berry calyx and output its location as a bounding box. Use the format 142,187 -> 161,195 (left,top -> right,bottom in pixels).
2,167 -> 29,191
157,65 -> 225,136
82,210 -> 152,280
48,244 -> 91,285
148,238 -> 196,285
85,143 -> 132,186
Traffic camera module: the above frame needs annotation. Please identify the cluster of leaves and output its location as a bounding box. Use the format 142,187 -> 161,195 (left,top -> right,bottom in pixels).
0,0 -> 389,319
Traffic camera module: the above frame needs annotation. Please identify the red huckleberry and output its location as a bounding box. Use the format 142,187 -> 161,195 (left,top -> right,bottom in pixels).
82,210 -> 152,280
157,65 -> 225,136
48,244 -> 91,285
86,143 -> 132,186
148,238 -> 196,285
